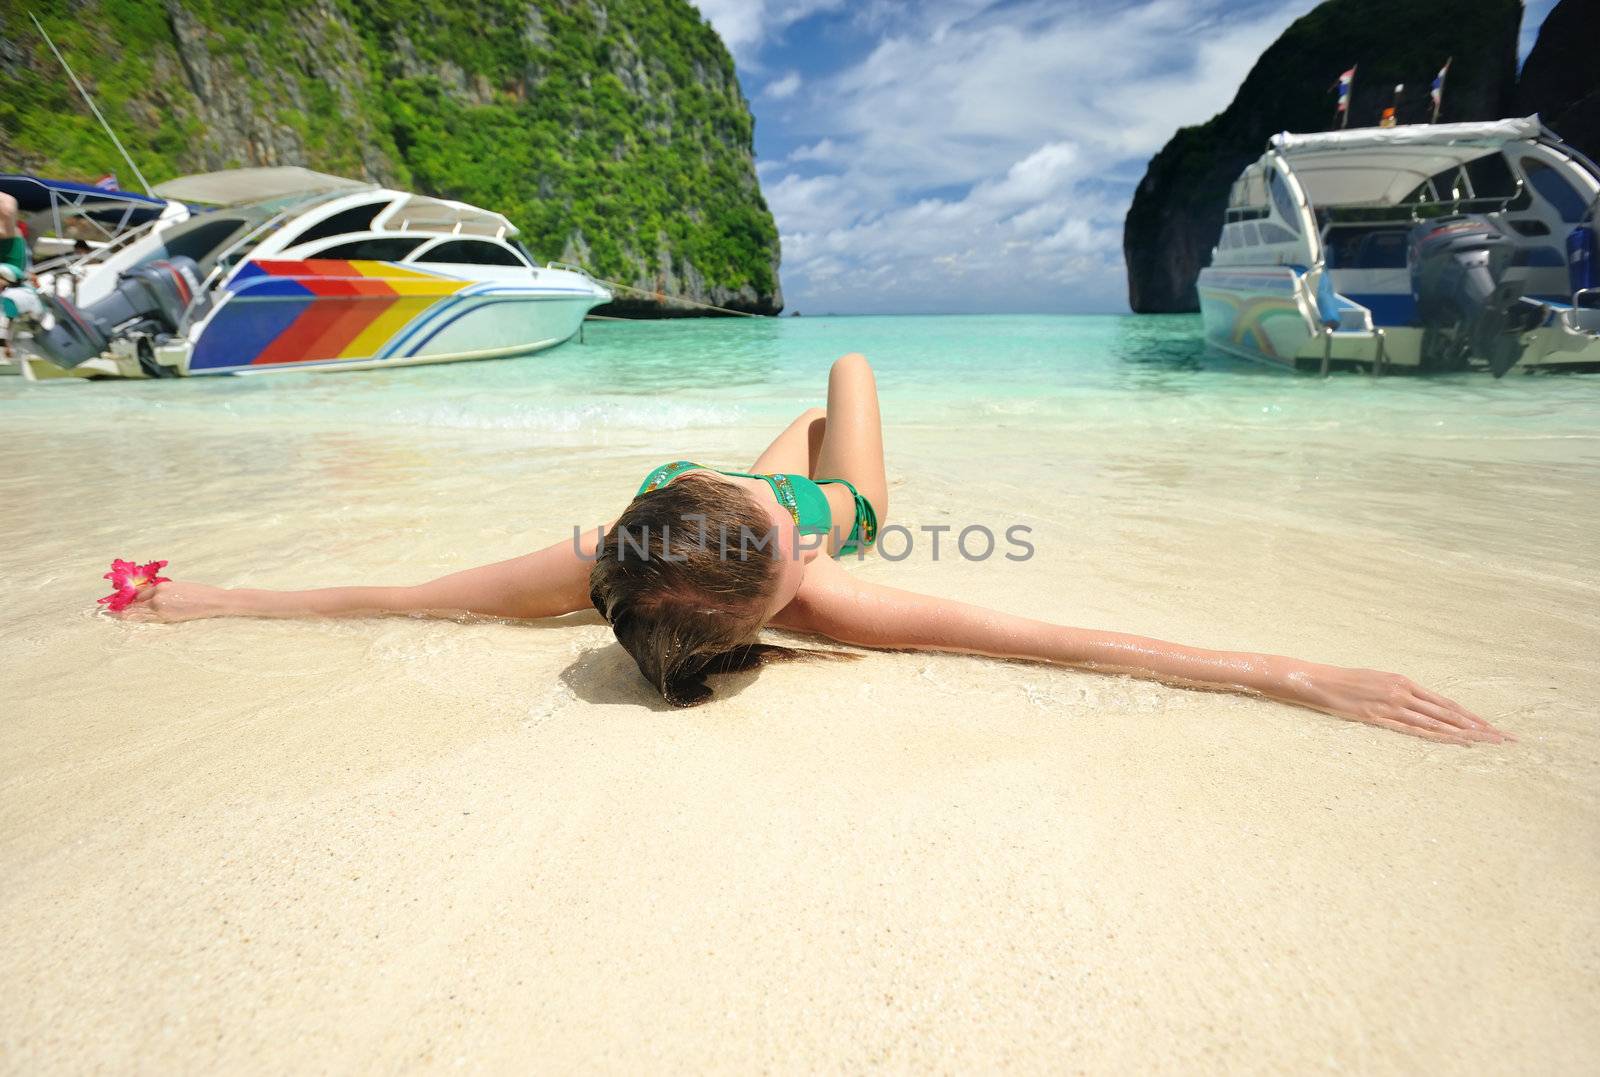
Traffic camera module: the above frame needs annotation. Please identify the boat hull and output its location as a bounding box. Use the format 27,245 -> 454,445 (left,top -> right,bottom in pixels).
1197,266 -> 1317,367
1520,304 -> 1600,370
182,259 -> 607,375
1199,265 -> 1425,372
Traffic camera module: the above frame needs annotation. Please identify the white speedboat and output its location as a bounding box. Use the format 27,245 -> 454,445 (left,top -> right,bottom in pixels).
13,167 -> 610,380
1197,116 -> 1600,375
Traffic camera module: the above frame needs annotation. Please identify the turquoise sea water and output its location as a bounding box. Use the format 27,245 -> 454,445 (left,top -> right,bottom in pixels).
7,314 -> 1600,442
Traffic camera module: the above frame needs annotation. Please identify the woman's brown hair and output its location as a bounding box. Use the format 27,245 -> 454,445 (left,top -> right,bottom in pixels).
589,474 -> 852,706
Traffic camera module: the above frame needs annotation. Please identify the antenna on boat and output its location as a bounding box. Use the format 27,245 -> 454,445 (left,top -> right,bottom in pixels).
29,11 -> 155,196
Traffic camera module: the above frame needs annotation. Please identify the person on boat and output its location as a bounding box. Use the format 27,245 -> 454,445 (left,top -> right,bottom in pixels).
0,193 -> 41,325
1,194 -> 27,282
116,354 -> 1508,746
2,193 -> 37,358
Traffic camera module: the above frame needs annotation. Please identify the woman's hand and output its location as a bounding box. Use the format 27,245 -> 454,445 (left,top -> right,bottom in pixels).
114,581 -> 231,623
1279,661 -> 1512,746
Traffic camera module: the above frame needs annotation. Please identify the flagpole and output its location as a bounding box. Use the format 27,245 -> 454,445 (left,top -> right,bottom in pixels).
1431,57 -> 1451,124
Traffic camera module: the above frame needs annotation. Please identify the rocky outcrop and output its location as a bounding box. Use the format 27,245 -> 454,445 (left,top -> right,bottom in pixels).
157,1 -> 403,184
0,1 -> 782,316
1123,0 -> 1521,313
1518,0 -> 1600,162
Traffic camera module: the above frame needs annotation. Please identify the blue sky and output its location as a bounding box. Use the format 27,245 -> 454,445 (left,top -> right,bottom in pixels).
691,0 -> 1561,315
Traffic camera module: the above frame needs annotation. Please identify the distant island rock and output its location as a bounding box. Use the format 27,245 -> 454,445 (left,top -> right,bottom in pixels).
0,1 -> 782,317
1517,0 -> 1600,162
1123,0 -> 1523,314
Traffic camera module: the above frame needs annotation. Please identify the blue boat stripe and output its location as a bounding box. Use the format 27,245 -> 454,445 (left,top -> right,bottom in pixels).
376,283 -> 496,360
378,285 -> 595,360
404,298 -> 562,356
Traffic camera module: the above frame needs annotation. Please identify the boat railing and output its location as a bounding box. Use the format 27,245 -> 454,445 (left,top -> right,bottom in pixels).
1560,288 -> 1600,334
1313,324 -> 1390,376
31,217 -> 162,302
1288,265 -> 1311,306
544,261 -> 592,277
1320,197 -> 1523,228
85,216 -> 160,263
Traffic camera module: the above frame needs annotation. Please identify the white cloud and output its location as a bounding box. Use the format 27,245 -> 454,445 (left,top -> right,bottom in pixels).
970,143 -> 1081,208
763,70 -> 802,99
751,0 -> 1325,312
688,0 -> 769,59
705,0 -> 1563,311
786,138 -> 840,163
689,0 -> 847,65
814,0 -> 1316,191
764,172 -> 865,234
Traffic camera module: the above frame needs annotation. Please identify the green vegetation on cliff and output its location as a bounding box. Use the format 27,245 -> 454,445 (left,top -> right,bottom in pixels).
0,0 -> 782,313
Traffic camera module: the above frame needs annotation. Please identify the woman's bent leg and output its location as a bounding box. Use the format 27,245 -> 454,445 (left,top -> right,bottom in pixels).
749,407 -> 827,475
814,353 -> 888,524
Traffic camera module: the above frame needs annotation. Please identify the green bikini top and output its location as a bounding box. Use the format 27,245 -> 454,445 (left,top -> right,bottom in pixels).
636,460 -> 878,556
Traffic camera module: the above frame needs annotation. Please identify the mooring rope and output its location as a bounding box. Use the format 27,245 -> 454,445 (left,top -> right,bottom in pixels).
584,273 -> 768,318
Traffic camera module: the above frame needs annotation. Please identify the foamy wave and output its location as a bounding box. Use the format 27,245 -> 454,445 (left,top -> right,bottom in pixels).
973,398 -> 1050,417
370,398 -> 746,433
55,392 -> 751,439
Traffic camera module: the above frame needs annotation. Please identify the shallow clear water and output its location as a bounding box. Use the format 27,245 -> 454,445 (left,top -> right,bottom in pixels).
8,313 -> 1600,443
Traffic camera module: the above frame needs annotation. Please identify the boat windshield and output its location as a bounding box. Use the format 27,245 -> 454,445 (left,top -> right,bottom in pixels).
137,190 -> 352,278
511,238 -> 541,267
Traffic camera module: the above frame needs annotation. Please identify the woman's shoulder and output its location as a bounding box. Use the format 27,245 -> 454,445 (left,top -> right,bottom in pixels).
770,555 -> 852,628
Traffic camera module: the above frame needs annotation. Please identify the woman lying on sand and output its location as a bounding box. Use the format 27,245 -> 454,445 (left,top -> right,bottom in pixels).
121,354 -> 1509,746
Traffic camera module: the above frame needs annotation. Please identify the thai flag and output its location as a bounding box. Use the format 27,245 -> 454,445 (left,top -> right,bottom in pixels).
1430,59 -> 1450,107
93,173 -> 119,190
1337,67 -> 1355,112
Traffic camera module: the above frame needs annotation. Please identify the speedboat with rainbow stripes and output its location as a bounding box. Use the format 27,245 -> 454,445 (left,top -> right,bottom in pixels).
12,167 -> 611,380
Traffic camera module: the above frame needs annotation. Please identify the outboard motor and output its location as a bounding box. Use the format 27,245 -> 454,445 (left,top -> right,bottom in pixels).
22,257 -> 201,373
1409,215 -> 1529,376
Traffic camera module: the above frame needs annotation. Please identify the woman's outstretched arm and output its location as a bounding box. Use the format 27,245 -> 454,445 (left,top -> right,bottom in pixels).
123,529 -> 605,623
775,559 -> 1509,746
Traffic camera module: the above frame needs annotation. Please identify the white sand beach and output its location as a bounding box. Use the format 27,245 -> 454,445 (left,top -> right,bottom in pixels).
2,322 -> 1598,1072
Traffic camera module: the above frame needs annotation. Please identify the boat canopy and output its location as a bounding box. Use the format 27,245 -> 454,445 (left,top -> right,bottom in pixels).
152,166 -> 371,205
149,169 -> 516,238
1268,116 -> 1554,207
0,173 -> 171,233
383,193 -> 517,239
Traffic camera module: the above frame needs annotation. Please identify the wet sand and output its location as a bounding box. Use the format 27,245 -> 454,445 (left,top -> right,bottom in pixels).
2,360 -> 1598,1071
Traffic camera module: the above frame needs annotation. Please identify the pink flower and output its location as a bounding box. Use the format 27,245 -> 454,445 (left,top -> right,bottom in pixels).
98,559 -> 170,612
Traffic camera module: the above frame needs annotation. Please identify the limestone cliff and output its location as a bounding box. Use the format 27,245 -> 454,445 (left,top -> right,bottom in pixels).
1518,0 -> 1600,162
0,0 -> 782,316
1122,0 -> 1520,313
